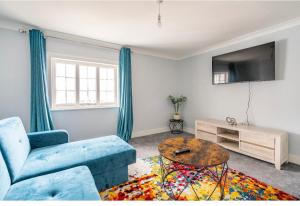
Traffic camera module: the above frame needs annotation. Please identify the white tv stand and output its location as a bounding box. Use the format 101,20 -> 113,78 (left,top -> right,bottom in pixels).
195,119 -> 288,170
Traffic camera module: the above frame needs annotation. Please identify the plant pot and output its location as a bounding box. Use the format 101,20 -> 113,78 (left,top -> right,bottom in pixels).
173,114 -> 181,120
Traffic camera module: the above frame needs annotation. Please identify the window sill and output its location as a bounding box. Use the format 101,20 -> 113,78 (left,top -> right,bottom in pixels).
51,105 -> 119,111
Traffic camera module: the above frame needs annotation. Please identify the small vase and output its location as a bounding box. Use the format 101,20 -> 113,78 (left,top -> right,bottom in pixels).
173,114 -> 181,120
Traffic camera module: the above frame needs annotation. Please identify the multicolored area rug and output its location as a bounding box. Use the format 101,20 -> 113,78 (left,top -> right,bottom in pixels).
100,156 -> 298,200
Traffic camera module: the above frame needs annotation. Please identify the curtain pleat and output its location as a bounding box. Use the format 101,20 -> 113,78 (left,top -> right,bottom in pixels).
29,29 -> 54,132
117,47 -> 133,142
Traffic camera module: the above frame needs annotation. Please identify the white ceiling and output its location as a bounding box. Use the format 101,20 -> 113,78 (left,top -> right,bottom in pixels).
1,1 -> 300,59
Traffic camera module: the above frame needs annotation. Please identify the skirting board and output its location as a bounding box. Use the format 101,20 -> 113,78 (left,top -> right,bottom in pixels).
132,127 -> 169,138
133,127 -> 195,138
184,127 -> 300,166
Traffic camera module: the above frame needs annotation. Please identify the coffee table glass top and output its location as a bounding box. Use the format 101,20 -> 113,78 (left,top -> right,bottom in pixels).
158,137 -> 230,167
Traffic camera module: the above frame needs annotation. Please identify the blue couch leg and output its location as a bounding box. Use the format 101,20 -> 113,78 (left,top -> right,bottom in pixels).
93,166 -> 129,191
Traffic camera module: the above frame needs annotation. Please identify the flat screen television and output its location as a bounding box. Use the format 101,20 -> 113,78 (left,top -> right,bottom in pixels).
212,42 -> 275,85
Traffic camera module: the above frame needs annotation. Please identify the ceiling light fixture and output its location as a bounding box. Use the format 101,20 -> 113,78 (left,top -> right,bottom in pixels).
157,0 -> 163,27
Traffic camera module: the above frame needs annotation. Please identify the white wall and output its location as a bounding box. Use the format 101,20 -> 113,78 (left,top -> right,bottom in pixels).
0,28 -> 179,141
0,29 -> 31,130
132,54 -> 179,136
1,22 -> 300,160
178,25 -> 300,157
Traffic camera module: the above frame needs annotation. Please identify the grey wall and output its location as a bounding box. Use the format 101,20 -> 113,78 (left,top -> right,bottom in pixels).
0,28 -> 179,141
1,23 -> 300,158
132,54 -> 179,133
0,29 -> 31,129
178,25 -> 300,157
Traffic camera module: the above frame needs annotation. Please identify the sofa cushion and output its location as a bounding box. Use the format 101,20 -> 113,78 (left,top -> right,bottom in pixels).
15,135 -> 136,182
0,117 -> 30,182
0,150 -> 11,200
4,166 -> 100,200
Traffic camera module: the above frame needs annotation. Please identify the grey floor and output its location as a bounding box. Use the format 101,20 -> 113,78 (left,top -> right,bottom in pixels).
129,132 -> 300,198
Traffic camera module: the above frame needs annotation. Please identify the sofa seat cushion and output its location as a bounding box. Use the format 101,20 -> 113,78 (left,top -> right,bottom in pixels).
0,117 -> 30,182
4,166 -> 100,200
15,135 -> 136,182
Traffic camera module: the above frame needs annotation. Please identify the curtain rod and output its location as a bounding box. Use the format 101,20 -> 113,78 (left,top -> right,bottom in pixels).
19,28 -> 122,52
45,35 -> 121,52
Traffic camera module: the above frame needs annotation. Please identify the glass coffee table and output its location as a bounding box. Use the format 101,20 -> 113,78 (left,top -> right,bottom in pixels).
158,137 -> 230,200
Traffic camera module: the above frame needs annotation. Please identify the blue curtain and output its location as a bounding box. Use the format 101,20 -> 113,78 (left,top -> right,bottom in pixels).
29,29 -> 54,132
117,47 -> 133,142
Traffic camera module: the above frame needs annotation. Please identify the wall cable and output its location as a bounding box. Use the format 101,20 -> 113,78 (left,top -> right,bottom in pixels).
246,81 -> 251,126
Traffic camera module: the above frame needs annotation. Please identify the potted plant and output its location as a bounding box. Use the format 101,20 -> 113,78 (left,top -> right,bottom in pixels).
168,95 -> 187,120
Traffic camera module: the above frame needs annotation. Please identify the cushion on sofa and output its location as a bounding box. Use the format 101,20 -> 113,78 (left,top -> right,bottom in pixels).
0,117 -> 30,182
15,135 -> 136,182
4,166 -> 100,201
0,150 -> 11,200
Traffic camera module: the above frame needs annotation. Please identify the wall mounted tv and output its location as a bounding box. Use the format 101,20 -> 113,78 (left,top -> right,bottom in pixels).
212,42 -> 275,85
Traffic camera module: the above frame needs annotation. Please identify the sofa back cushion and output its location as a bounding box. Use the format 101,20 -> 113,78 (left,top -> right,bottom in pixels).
0,117 -> 30,182
0,150 -> 11,200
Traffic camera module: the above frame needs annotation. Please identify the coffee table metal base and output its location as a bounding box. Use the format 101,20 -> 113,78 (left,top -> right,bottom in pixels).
159,155 -> 228,200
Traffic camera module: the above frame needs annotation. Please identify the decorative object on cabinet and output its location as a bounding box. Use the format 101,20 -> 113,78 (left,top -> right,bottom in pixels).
225,117 -> 237,126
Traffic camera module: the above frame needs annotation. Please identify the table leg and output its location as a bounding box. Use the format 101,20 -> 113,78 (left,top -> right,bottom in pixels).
160,157 -> 228,201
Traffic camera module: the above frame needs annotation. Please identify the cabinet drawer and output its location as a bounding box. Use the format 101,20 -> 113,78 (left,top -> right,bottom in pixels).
240,131 -> 275,148
196,131 -> 217,143
197,123 -> 217,134
240,142 -> 274,162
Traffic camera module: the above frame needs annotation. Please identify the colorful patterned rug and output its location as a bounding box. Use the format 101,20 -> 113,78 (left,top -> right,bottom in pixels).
100,156 -> 298,200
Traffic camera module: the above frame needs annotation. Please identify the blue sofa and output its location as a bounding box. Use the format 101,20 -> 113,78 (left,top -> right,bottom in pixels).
1,150 -> 100,200
0,117 -> 136,200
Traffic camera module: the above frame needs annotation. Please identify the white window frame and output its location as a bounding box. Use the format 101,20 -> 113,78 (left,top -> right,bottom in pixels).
50,56 -> 119,111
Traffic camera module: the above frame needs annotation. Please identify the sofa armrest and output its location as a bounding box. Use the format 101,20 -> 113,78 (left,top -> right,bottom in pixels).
27,130 -> 69,149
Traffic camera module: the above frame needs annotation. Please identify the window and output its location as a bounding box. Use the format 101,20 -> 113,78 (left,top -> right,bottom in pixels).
99,67 -> 115,104
51,57 -> 118,110
213,72 -> 229,84
79,65 -> 97,104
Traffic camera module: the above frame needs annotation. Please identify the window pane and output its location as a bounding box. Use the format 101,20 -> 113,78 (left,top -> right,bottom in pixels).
88,66 -> 96,78
220,74 -> 225,82
214,74 -> 219,84
56,63 -> 65,77
80,91 -> 88,103
107,80 -> 114,91
56,91 -> 66,104
100,91 -> 114,103
55,62 -> 77,106
66,91 -> 76,104
88,79 -> 96,90
99,68 -> 107,79
66,78 -> 76,90
79,66 -> 87,78
80,91 -> 96,104
100,80 -> 107,91
99,91 -> 106,103
100,79 -> 114,91
56,77 -> 66,90
107,92 -> 114,103
107,69 -> 114,80
80,79 -> 87,91
66,64 -> 76,77
88,91 -> 96,103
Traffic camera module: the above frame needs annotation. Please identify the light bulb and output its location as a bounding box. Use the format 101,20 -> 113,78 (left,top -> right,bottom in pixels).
158,14 -> 162,27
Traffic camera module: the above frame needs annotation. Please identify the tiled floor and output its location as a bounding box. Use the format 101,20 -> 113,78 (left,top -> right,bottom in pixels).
129,132 -> 300,198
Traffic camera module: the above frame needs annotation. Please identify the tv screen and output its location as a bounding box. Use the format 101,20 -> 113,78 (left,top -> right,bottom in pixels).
212,42 -> 275,85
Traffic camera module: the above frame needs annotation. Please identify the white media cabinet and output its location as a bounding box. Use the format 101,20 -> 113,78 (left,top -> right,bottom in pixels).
195,119 -> 288,170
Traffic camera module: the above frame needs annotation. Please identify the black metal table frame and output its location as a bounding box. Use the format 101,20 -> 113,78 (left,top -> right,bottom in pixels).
159,155 -> 228,200
169,119 -> 184,134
